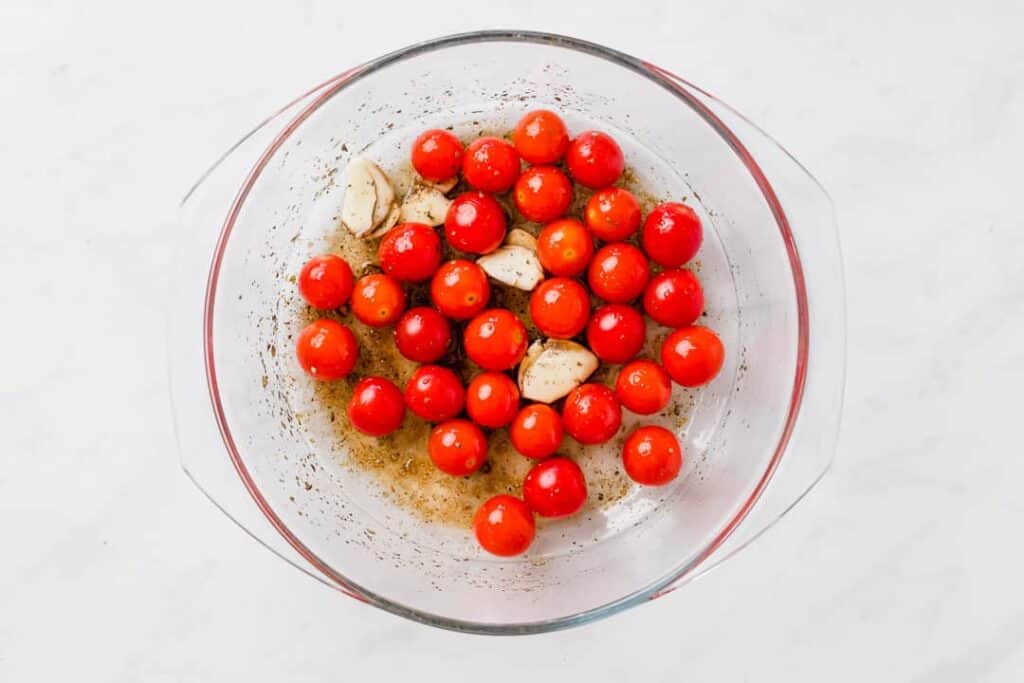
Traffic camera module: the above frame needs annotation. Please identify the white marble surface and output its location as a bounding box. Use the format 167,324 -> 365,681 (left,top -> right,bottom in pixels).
2,0 -> 1023,680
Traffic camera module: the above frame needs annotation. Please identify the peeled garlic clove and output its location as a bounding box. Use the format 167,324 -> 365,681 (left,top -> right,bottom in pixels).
505,228 -> 538,250
340,158 -> 378,236
425,176 -> 458,193
476,245 -> 544,291
399,182 -> 452,227
365,159 -> 396,228
368,203 -> 402,238
518,339 -> 599,403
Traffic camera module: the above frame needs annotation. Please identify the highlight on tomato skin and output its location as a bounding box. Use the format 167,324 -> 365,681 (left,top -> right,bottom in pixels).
641,202 -> 703,268
466,371 -> 520,429
473,494 -> 536,557
615,360 -> 672,415
522,457 -> 587,518
566,130 -> 624,189
404,365 -> 466,423
513,166 -> 573,224
529,277 -> 591,339
462,136 -> 521,193
642,268 -> 704,328
513,109 -> 570,164
622,425 -> 683,486
444,192 -> 508,255
585,304 -> 647,364
377,222 -> 442,283
561,383 -> 622,445
536,218 -> 594,278
587,242 -> 651,304
660,325 -> 725,387
347,376 -> 405,436
393,307 -> 452,363
463,309 -> 528,371
428,419 -> 488,477
297,254 -> 354,310
411,129 -> 463,183
350,274 -> 407,327
509,404 -> 564,460
584,187 -> 642,242
430,259 -> 491,320
295,319 -> 359,381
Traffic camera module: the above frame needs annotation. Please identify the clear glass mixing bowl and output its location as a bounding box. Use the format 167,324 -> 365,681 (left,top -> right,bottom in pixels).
168,31 -> 845,634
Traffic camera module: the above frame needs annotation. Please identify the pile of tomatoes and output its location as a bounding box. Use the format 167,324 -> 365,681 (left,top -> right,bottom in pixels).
293,110 -> 724,557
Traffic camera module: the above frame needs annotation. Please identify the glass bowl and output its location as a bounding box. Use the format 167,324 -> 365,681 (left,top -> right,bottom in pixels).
168,31 -> 845,634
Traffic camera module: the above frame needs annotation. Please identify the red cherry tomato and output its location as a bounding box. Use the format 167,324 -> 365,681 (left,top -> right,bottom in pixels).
445,191 -> 507,255
522,457 -> 587,518
585,304 -> 646,364
463,309 -> 528,371
641,202 -> 702,267
660,325 -> 725,387
513,166 -> 573,223
350,274 -> 406,327
587,243 -> 650,303
584,187 -> 641,242
513,109 -> 570,164
411,129 -> 463,183
295,319 -> 358,380
393,307 -> 451,363
297,254 -> 354,310
561,383 -> 622,445
622,425 -> 682,486
566,131 -> 624,188
430,259 -> 491,320
529,277 -> 591,339
642,268 -> 704,328
466,371 -> 520,428
347,376 -> 405,436
377,222 -> 442,283
615,360 -> 672,415
462,136 -> 520,193
404,365 -> 465,422
536,218 -> 594,277
509,404 -> 563,459
428,419 -> 487,476
473,495 -> 535,556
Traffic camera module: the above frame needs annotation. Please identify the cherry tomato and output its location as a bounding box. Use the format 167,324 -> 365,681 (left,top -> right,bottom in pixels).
509,404 -> 563,459
297,254 -> 354,310
641,202 -> 702,267
536,218 -> 594,277
642,268 -> 704,328
462,136 -> 520,193
660,325 -> 725,387
377,222 -> 442,283
428,419 -> 487,476
587,243 -> 650,303
522,457 -> 587,518
473,495 -> 535,556
404,365 -> 465,422
513,166 -> 573,223
466,371 -> 520,428
561,383 -> 622,445
394,307 -> 451,363
411,129 -> 463,183
529,277 -> 590,339
566,130 -> 624,189
295,319 -> 358,381
350,273 -> 406,327
430,259 -> 491,320
463,309 -> 528,371
584,187 -> 642,242
622,425 -> 682,486
513,109 -> 570,164
585,304 -> 646,364
347,376 -> 405,436
445,191 -> 507,254
615,360 -> 672,415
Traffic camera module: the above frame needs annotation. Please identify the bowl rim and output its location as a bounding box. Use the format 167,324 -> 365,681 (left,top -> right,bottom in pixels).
202,29 -> 809,634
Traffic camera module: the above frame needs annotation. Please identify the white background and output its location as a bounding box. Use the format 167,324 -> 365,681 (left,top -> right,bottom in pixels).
2,1 -> 1023,680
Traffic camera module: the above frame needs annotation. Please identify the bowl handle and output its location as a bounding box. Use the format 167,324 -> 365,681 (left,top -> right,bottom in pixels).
167,71 -> 365,596
646,66 -> 846,596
